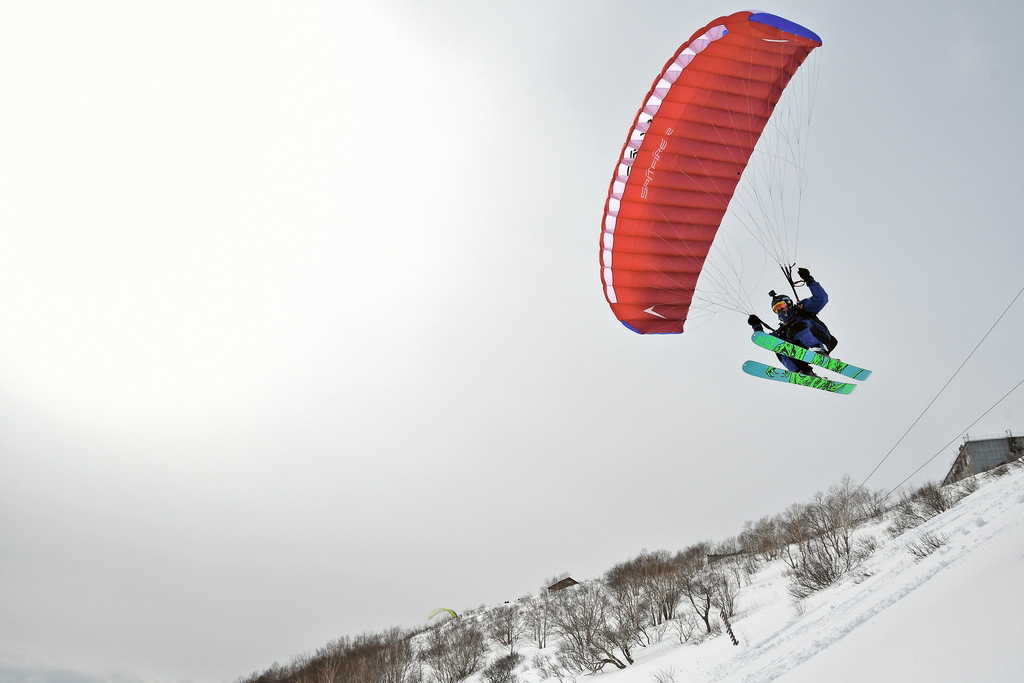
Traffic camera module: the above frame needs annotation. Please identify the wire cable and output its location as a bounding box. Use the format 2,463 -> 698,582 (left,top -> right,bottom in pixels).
858,282 -> 1024,494
882,377 -> 1024,499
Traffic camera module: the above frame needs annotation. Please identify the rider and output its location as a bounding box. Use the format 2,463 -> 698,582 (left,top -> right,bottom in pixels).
747,267 -> 837,375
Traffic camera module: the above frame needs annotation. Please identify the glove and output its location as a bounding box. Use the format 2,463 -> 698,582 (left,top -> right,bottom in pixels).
797,267 -> 815,284
747,314 -> 763,331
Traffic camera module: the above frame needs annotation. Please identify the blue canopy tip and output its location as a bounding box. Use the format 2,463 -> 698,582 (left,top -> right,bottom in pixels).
748,12 -> 822,45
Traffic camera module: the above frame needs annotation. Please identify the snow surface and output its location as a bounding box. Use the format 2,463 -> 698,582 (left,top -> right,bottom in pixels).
456,465 -> 1024,683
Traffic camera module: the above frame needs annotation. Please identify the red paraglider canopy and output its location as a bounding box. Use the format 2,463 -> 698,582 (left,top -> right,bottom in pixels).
600,11 -> 822,334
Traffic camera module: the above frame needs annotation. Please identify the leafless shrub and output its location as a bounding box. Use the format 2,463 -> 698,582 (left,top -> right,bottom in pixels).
786,480 -> 876,599
907,531 -> 949,560
481,652 -> 524,683
528,653 -> 574,683
843,535 -> 879,584
944,479 -> 975,506
652,665 -> 679,683
887,480 -> 951,535
850,564 -> 875,584
786,538 -> 875,599
669,611 -> 702,644
989,463 -> 1011,478
918,481 -> 953,516
786,540 -> 847,600
859,534 -> 879,555
648,616 -> 671,642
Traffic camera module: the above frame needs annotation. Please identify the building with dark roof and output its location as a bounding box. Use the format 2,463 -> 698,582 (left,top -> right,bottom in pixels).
942,432 -> 1023,485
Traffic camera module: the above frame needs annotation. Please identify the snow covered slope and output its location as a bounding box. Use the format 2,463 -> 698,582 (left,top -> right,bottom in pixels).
507,465 -> 1024,682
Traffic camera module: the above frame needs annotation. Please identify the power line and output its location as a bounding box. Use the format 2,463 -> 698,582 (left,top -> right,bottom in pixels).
882,377 -> 1024,498
859,282 -> 1024,493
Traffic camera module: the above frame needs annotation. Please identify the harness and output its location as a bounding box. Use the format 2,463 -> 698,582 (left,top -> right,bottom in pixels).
777,306 -> 835,350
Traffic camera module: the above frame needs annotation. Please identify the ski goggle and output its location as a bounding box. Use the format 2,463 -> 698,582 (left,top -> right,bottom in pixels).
772,300 -> 790,314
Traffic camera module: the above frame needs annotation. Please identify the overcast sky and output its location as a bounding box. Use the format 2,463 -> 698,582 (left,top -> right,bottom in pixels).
1,1 -> 1022,681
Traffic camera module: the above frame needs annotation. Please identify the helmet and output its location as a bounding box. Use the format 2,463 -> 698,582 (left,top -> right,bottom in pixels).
770,291 -> 792,315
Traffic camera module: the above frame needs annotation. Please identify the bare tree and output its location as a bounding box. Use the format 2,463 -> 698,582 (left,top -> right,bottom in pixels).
310,639 -> 345,683
712,537 -> 754,591
668,610 -> 702,645
808,490 -> 854,565
675,543 -> 720,635
712,565 -> 740,619
739,516 -> 784,563
420,621 -> 487,683
636,550 -> 687,624
779,503 -> 813,569
549,583 -> 631,672
287,652 -> 316,683
298,630 -> 419,683
522,592 -> 551,649
483,603 -> 527,656
378,627 -> 422,683
604,556 -> 655,646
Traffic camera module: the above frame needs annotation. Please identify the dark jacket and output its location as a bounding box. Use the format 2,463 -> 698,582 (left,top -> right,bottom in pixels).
752,281 -> 836,372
